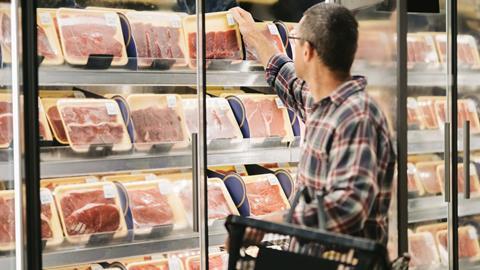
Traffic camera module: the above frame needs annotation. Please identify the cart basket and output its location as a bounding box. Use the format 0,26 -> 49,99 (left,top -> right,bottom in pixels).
225,215 -> 392,270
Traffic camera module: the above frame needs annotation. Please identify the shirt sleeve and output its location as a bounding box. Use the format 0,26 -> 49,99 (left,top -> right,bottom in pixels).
265,54 -> 311,122
291,118 -> 380,234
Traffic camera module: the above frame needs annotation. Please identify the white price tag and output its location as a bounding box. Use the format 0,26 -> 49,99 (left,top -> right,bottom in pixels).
467,100 -> 477,112
275,97 -> 285,109
235,165 -> 246,175
39,104 -> 44,113
103,184 -> 116,199
267,23 -> 279,35
470,164 -> 476,176
85,176 -> 98,183
171,19 -> 182,28
226,13 -> 236,26
267,174 -> 279,185
90,264 -> 104,270
39,13 -> 52,26
145,174 -> 157,181
469,227 -> 477,240
168,257 -> 182,270
167,95 -> 177,108
104,13 -> 117,27
158,181 -> 173,195
105,102 -> 117,115
407,163 -> 416,174
407,98 -> 418,109
40,189 -> 53,205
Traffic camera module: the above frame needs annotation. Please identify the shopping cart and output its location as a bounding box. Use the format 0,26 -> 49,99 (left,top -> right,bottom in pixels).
225,187 -> 409,270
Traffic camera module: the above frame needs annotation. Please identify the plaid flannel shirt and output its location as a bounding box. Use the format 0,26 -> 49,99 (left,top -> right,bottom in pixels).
266,54 -> 396,244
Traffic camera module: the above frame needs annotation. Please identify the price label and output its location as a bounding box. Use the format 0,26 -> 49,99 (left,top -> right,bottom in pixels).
235,165 -> 247,175
168,257 -> 182,270
103,184 -> 116,199
39,13 -> 52,26
158,181 -> 173,195
267,23 -> 279,35
104,13 -> 117,27
85,176 -> 98,183
171,19 -> 182,28
407,98 -> 418,109
40,189 -> 53,205
226,13 -> 236,26
105,102 -> 117,115
167,95 -> 177,108
267,174 -> 279,185
467,100 -> 477,112
145,174 -> 157,181
275,97 -> 285,109
469,227 -> 477,240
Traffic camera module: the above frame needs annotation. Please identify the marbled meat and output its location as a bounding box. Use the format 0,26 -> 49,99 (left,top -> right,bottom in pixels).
128,188 -> 174,228
437,226 -> 480,259
437,164 -> 480,194
131,106 -> 185,144
41,203 -> 53,239
60,189 -> 121,236
68,122 -> 124,146
61,105 -> 117,125
243,98 -> 286,138
188,30 -> 241,59
408,232 -> 440,267
417,99 -> 438,129
245,180 -> 288,216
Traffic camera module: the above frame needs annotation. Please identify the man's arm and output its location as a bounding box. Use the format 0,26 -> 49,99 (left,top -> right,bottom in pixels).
293,118 -> 379,233
229,7 -> 310,121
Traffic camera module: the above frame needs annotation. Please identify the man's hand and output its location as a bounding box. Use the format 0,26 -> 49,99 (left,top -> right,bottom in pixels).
229,7 -> 281,67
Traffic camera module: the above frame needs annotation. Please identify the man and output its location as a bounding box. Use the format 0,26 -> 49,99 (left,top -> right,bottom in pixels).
230,3 -> 395,245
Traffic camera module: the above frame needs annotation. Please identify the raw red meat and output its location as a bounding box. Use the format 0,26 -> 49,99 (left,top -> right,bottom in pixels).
407,36 -> 437,68
131,106 -> 185,144
128,188 -> 174,228
188,30 -> 241,59
41,204 -> 53,239
437,226 -> 480,259
0,197 -> 14,244
60,189 -> 120,236
184,102 -> 238,140
47,106 -> 68,143
37,25 -> 56,59
246,28 -> 283,61
180,184 -> 232,220
68,122 -> 124,146
59,14 -> 124,61
417,99 -> 438,129
437,164 -> 480,194
0,101 -> 12,114
130,265 -> 166,270
243,98 -> 286,138
0,113 -> 12,146
416,163 -> 442,194
407,99 -> 421,129
188,254 -> 225,270
407,163 -> 419,193
408,232 -> 439,267
437,37 -> 479,67
356,31 -> 391,64
0,13 -> 11,53
61,106 -> 116,125
131,23 -> 184,67
245,180 -> 288,216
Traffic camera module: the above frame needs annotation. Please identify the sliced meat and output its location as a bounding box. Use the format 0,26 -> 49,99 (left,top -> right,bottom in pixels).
417,99 -> 439,129
128,188 -> 174,228
437,226 -> 480,259
245,180 -> 288,216
37,25 -> 56,59
67,122 -> 124,146
131,106 -> 185,144
408,232 -> 440,267
41,204 -> 53,239
188,30 -> 241,60
0,113 -> 12,146
180,183 -> 233,220
61,105 -> 116,125
242,98 -> 286,138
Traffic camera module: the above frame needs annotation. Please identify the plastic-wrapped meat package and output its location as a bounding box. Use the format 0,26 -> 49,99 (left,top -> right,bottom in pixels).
37,9 -> 63,65
437,163 -> 480,195
57,99 -> 131,152
408,231 -> 440,268
126,11 -> 187,68
407,98 -> 421,130
437,226 -> 480,261
0,193 -> 14,250
407,163 -> 424,195
245,23 -> 285,61
435,34 -> 480,69
415,162 -> 442,195
127,259 -> 170,270
459,99 -> 480,133
244,175 -> 290,217
416,223 -> 448,237
417,97 -> 439,129
54,183 -> 127,243
0,112 -> 12,148
186,253 -> 227,270
45,102 -> 68,144
355,31 -> 392,66
407,34 -> 439,69
128,188 -> 174,228
39,188 -> 63,247
38,100 -> 53,141
0,10 -> 11,63
57,8 -> 127,66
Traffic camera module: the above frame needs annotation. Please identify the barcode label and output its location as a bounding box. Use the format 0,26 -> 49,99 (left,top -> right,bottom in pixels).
158,181 -> 173,195
469,227 -> 477,240
235,165 -> 246,174
168,257 -> 182,270
275,98 -> 285,108
267,23 -> 279,35
103,184 -> 116,198
105,102 -> 117,115
145,174 -> 157,181
40,13 -> 52,26
171,19 -> 181,28
104,13 -> 117,27
40,189 -> 53,204
267,174 -> 279,185
167,95 -> 177,108
85,176 -> 98,183
226,13 -> 236,26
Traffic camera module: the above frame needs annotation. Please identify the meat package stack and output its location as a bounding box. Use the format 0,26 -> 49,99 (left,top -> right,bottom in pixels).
0,93 -> 12,149
435,34 -> 480,69
406,34 -> 440,69
37,9 -> 64,65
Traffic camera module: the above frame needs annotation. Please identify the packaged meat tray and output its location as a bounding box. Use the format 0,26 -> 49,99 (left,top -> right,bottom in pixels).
0,93 -> 12,149
42,98 -> 70,144
127,258 -> 184,270
39,188 -> 64,247
56,8 -> 128,66
433,98 -> 480,133
183,12 -> 243,64
407,163 -> 425,196
417,97 -> 440,130
102,173 -> 158,183
355,30 -> 393,66
37,9 -> 64,65
408,231 -> 440,268
416,222 -> 448,238
226,94 -> 294,142
182,97 -> 243,141
125,11 -> 187,68
242,174 -> 290,217
435,34 -> 480,69
437,163 -> 480,195
437,225 -> 480,262
0,190 -> 15,251
38,100 -> 54,141
407,97 -> 422,130
126,94 -> 189,151
209,165 -> 248,177
0,8 -> 11,64
57,99 -> 132,153
407,33 -> 440,69
413,161 -> 443,195
41,175 -> 99,191
185,252 -> 227,270
175,178 -> 239,225
123,180 -> 187,234
245,22 -> 285,62
53,182 -> 128,244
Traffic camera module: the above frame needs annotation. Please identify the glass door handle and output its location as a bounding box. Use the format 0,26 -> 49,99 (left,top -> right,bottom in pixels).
192,133 -> 199,233
464,121 -> 471,200
445,122 -> 451,203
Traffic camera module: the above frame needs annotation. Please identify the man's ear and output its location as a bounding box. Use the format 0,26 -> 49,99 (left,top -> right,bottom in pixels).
304,42 -> 315,62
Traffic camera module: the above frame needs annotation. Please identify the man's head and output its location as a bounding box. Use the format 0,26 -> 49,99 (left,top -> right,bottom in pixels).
292,3 -> 358,81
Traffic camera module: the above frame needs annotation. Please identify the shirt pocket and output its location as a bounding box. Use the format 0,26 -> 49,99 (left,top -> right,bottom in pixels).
299,145 -> 329,189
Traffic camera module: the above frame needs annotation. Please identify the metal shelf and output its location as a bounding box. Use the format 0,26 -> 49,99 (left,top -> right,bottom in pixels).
408,129 -> 480,154
408,196 -> 480,223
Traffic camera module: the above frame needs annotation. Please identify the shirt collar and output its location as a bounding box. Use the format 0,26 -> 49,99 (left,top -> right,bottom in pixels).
318,76 -> 368,107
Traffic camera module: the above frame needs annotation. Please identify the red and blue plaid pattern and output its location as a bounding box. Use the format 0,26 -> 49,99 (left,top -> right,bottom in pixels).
266,54 -> 396,244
